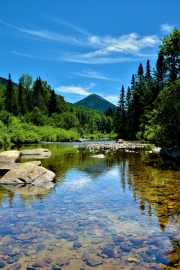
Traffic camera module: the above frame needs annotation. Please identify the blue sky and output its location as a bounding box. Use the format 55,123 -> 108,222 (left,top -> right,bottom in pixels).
0,0 -> 179,104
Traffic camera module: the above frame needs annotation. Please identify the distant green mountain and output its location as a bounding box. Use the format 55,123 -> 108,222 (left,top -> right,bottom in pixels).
0,77 -> 18,91
75,94 -> 117,113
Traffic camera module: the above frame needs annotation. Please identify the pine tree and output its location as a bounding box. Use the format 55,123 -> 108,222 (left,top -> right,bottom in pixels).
49,89 -> 57,116
137,63 -> 144,81
130,74 -> 136,92
125,86 -> 131,111
18,74 -> 33,112
33,77 -> 45,111
115,85 -> 126,137
153,52 -> 167,92
4,74 -> 19,115
18,81 -> 28,115
145,60 -> 151,80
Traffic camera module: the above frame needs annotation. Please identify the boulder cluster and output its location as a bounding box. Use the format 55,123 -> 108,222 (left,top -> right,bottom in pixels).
0,149 -> 55,186
79,140 -> 152,154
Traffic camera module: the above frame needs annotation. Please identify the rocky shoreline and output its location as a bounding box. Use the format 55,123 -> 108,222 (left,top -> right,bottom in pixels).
78,140 -> 155,154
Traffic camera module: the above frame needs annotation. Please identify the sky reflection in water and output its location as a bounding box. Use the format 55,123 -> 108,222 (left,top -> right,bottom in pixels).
0,143 -> 180,269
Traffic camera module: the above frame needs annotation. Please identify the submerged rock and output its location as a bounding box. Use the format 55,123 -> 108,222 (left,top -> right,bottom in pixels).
92,154 -> 105,158
87,255 -> 103,266
55,257 -> 70,266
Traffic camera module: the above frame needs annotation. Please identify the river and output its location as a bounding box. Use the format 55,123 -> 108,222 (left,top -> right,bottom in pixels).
0,142 -> 180,270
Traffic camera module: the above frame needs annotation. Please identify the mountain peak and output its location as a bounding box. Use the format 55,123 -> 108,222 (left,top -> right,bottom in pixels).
75,94 -> 116,112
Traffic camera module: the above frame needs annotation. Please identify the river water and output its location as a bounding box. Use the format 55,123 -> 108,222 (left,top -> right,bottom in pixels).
0,142 -> 180,270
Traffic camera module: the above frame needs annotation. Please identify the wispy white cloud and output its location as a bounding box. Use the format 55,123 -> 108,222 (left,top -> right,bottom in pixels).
1,20 -> 160,64
161,23 -> 174,33
45,15 -> 90,36
62,33 -> 159,63
62,54 -> 157,64
103,95 -> 118,105
0,20 -> 88,47
55,83 -> 96,96
73,70 -> 119,82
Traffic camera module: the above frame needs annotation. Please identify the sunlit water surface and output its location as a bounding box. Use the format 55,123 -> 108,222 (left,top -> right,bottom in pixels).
0,142 -> 180,270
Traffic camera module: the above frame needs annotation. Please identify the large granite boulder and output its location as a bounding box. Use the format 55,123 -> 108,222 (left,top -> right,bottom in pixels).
0,162 -> 55,185
0,150 -> 20,163
0,160 -> 41,170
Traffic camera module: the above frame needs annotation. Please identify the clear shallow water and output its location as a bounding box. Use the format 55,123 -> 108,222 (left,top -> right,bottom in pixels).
0,143 -> 180,269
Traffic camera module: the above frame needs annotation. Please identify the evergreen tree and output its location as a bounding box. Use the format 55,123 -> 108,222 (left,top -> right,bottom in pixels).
18,81 -> 28,115
125,86 -> 131,111
116,85 -> 126,137
127,79 -> 145,139
19,74 -> 33,112
137,63 -> 144,81
145,60 -> 151,80
153,51 -> 167,92
49,89 -> 57,116
4,74 -> 18,115
33,77 -> 46,111
130,74 -> 136,92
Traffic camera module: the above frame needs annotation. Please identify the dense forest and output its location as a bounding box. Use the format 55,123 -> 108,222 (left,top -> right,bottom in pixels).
0,74 -> 115,145
115,27 -> 180,147
0,27 -> 179,147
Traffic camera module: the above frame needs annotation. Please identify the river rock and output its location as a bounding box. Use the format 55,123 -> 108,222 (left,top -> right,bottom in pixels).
92,154 -> 105,158
87,255 -> 103,266
113,235 -> 124,244
0,162 -> 55,185
7,263 -> 21,270
120,243 -> 132,252
0,262 -> 5,268
116,139 -> 124,143
151,147 -> 161,154
101,248 -> 114,258
20,148 -> 51,158
55,257 -> 70,266
0,150 -> 20,163
32,258 -> 52,268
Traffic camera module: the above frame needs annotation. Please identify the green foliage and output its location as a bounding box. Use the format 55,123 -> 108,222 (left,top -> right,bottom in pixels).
3,74 -> 19,116
144,79 -> 180,147
114,27 -> 180,147
0,74 -> 114,144
1,27 -> 179,147
159,27 -> 180,81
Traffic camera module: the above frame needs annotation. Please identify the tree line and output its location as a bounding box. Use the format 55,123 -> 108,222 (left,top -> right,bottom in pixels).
0,27 -> 179,146
0,74 -> 115,145
115,27 -> 180,147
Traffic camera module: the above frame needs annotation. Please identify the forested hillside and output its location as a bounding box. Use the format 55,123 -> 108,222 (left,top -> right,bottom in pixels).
75,94 -> 116,113
0,74 -> 115,145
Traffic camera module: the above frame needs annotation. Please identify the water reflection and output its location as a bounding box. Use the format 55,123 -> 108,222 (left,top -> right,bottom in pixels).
0,143 -> 180,269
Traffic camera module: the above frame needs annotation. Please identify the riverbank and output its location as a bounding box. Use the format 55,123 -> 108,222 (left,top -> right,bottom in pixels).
78,140 -> 155,153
